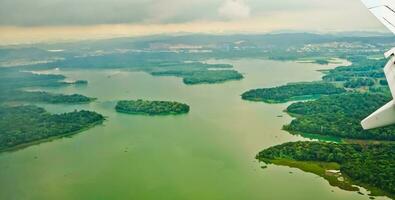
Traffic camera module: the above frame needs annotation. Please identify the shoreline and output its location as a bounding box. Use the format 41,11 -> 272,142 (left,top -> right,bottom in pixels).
115,109 -> 189,116
262,158 -> 394,199
0,119 -> 105,153
255,57 -> 395,198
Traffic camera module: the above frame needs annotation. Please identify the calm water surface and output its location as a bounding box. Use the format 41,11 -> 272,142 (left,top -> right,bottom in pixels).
0,59 -> 387,200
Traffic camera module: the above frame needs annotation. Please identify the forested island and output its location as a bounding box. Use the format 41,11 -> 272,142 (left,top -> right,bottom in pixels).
152,69 -> 243,85
183,70 -> 243,84
241,83 -> 345,103
0,90 -> 95,104
257,141 -> 395,198
0,105 -> 104,151
115,100 -> 190,115
72,80 -> 88,85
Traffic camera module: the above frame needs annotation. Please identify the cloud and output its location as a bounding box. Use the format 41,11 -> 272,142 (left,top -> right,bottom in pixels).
0,0 -> 384,37
0,0 -> 221,26
218,0 -> 251,20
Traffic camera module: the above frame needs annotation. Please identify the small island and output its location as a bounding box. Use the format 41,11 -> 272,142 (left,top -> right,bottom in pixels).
74,80 -> 88,85
64,80 -> 88,85
0,105 -> 104,152
182,70 -> 244,85
61,80 -> 88,86
241,82 -> 345,103
152,69 -> 243,85
115,99 -> 190,115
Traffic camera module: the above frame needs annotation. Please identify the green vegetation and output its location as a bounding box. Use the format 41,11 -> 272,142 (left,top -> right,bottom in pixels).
0,105 -> 104,151
379,79 -> 388,86
322,57 -> 386,83
0,68 -> 95,104
0,90 -> 95,104
73,80 -> 88,85
2,33 -> 395,197
344,78 -> 375,88
314,59 -> 330,65
285,93 -> 395,140
267,159 -> 356,191
328,57 -> 386,90
243,37 -> 395,198
298,58 -> 332,65
257,141 -> 395,197
115,100 -> 190,115
23,54 -> 242,85
151,68 -> 243,85
182,70 -> 243,84
0,69 -> 66,90
0,69 -> 99,151
242,56 -> 389,104
241,83 -> 345,103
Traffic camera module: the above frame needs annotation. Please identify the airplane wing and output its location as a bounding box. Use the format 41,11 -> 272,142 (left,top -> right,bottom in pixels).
361,0 -> 395,34
361,52 -> 395,129
360,0 -> 395,129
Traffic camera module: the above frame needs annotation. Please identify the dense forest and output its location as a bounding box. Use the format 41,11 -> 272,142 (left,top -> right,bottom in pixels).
322,57 -> 386,83
241,83 -> 345,103
115,100 -> 190,115
1,33 -> 395,197
182,70 -> 243,84
242,56 -> 389,104
344,78 -> 375,88
257,141 -> 395,197
285,93 -> 395,140
0,105 -> 104,151
247,43 -> 395,198
151,69 -> 243,84
0,90 -> 95,104
73,80 -> 88,85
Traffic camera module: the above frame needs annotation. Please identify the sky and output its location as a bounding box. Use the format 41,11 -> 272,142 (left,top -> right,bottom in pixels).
0,0 -> 390,44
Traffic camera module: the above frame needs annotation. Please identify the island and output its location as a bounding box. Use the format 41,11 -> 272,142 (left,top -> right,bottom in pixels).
115,99 -> 190,115
257,141 -> 395,198
62,80 -> 88,85
152,69 -> 244,85
74,80 -> 88,85
0,105 -> 105,152
1,90 -> 95,104
241,82 -> 345,103
183,70 -> 243,85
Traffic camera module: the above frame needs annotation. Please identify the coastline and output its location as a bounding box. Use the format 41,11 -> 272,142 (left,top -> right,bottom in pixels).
0,119 -> 105,153
262,158 -> 394,198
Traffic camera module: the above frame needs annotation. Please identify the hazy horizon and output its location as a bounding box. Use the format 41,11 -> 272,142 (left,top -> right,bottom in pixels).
0,0 -> 391,45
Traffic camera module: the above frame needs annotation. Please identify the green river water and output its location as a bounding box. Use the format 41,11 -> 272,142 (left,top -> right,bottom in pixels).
0,59 -> 388,200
